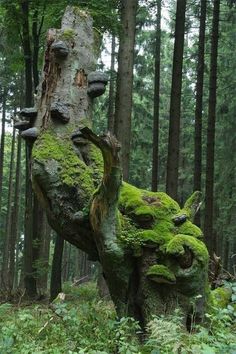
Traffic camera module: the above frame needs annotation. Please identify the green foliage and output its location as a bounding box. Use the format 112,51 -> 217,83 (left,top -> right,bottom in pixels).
0,283 -> 235,353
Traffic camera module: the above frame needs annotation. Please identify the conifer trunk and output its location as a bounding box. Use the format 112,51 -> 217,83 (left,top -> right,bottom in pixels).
166,0 -> 187,201
107,35 -> 116,133
50,234 -> 64,301
204,0 -> 220,257
194,0 -> 207,226
152,0 -> 162,192
0,89 -> 7,216
9,133 -> 22,290
114,0 -> 138,181
1,128 -> 16,291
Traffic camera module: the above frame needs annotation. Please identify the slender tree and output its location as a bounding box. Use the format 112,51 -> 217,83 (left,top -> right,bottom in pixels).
1,127 -> 16,290
0,89 -> 7,215
166,0 -> 187,201
107,34 -> 116,133
204,0 -> 221,257
194,0 -> 207,225
50,234 -> 64,302
21,0 -> 33,106
9,132 -> 22,290
151,0 -> 162,192
114,0 -> 138,181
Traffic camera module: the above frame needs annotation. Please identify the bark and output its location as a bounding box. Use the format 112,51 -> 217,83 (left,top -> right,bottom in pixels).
24,142 -> 37,297
32,9 -> 40,92
32,4 -> 45,92
21,0 -> 33,107
166,0 -> 187,201
37,215 -> 51,293
0,89 -> 7,215
10,133 -> 22,289
151,0 -> 162,192
194,0 -> 207,226
114,0 -> 138,181
1,128 -> 16,291
26,7 -> 210,328
107,34 -> 116,134
50,234 -> 64,301
204,0 -> 220,257
62,242 -> 69,282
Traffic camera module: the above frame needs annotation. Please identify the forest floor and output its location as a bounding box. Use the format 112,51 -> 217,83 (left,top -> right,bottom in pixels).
0,282 -> 235,354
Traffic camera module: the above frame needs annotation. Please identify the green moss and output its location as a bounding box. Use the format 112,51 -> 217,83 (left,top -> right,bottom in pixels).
119,182 -> 180,219
89,144 -> 103,182
182,191 -> 201,221
210,287 -> 232,309
32,130 -> 94,195
146,264 -> 176,284
177,221 -> 203,239
118,183 -> 207,263
119,215 -> 142,256
60,29 -> 76,41
166,234 -> 209,264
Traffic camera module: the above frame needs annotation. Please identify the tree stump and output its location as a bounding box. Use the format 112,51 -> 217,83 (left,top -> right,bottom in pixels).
18,6 -> 210,328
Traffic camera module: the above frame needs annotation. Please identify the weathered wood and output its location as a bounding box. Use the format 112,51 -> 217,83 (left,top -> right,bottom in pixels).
29,6 -> 210,328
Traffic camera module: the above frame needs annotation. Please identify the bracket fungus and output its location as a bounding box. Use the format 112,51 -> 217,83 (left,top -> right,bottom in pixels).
51,40 -> 69,59
87,71 -> 108,98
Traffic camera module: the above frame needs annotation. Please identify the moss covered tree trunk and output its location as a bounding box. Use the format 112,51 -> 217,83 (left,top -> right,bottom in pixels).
17,6 -> 210,328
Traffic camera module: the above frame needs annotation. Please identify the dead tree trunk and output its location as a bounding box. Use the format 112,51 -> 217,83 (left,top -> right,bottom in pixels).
16,7 -> 210,328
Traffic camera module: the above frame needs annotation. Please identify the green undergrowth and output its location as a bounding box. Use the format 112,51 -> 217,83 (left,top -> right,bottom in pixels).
0,281 -> 235,354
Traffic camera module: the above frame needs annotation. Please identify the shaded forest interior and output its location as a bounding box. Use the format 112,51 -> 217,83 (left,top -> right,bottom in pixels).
0,1 -> 236,352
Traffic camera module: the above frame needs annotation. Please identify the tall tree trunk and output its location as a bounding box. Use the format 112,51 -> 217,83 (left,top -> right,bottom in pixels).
204,0 -> 220,257
32,9 -> 40,92
9,133 -> 22,290
32,4 -> 45,92
24,143 -> 37,297
114,0 -> 138,181
21,0 -> 33,106
151,0 -> 162,192
107,34 -> 116,133
0,89 -> 7,215
50,234 -> 64,301
194,0 -> 207,226
37,216 -> 51,294
166,0 -> 187,201
21,0 -> 36,298
1,128 -> 16,291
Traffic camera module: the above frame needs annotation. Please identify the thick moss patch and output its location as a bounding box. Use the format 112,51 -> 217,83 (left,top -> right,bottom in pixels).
146,264 -> 176,284
166,234 -> 209,264
119,182 -> 180,219
32,130 -> 94,196
118,183 -> 207,262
